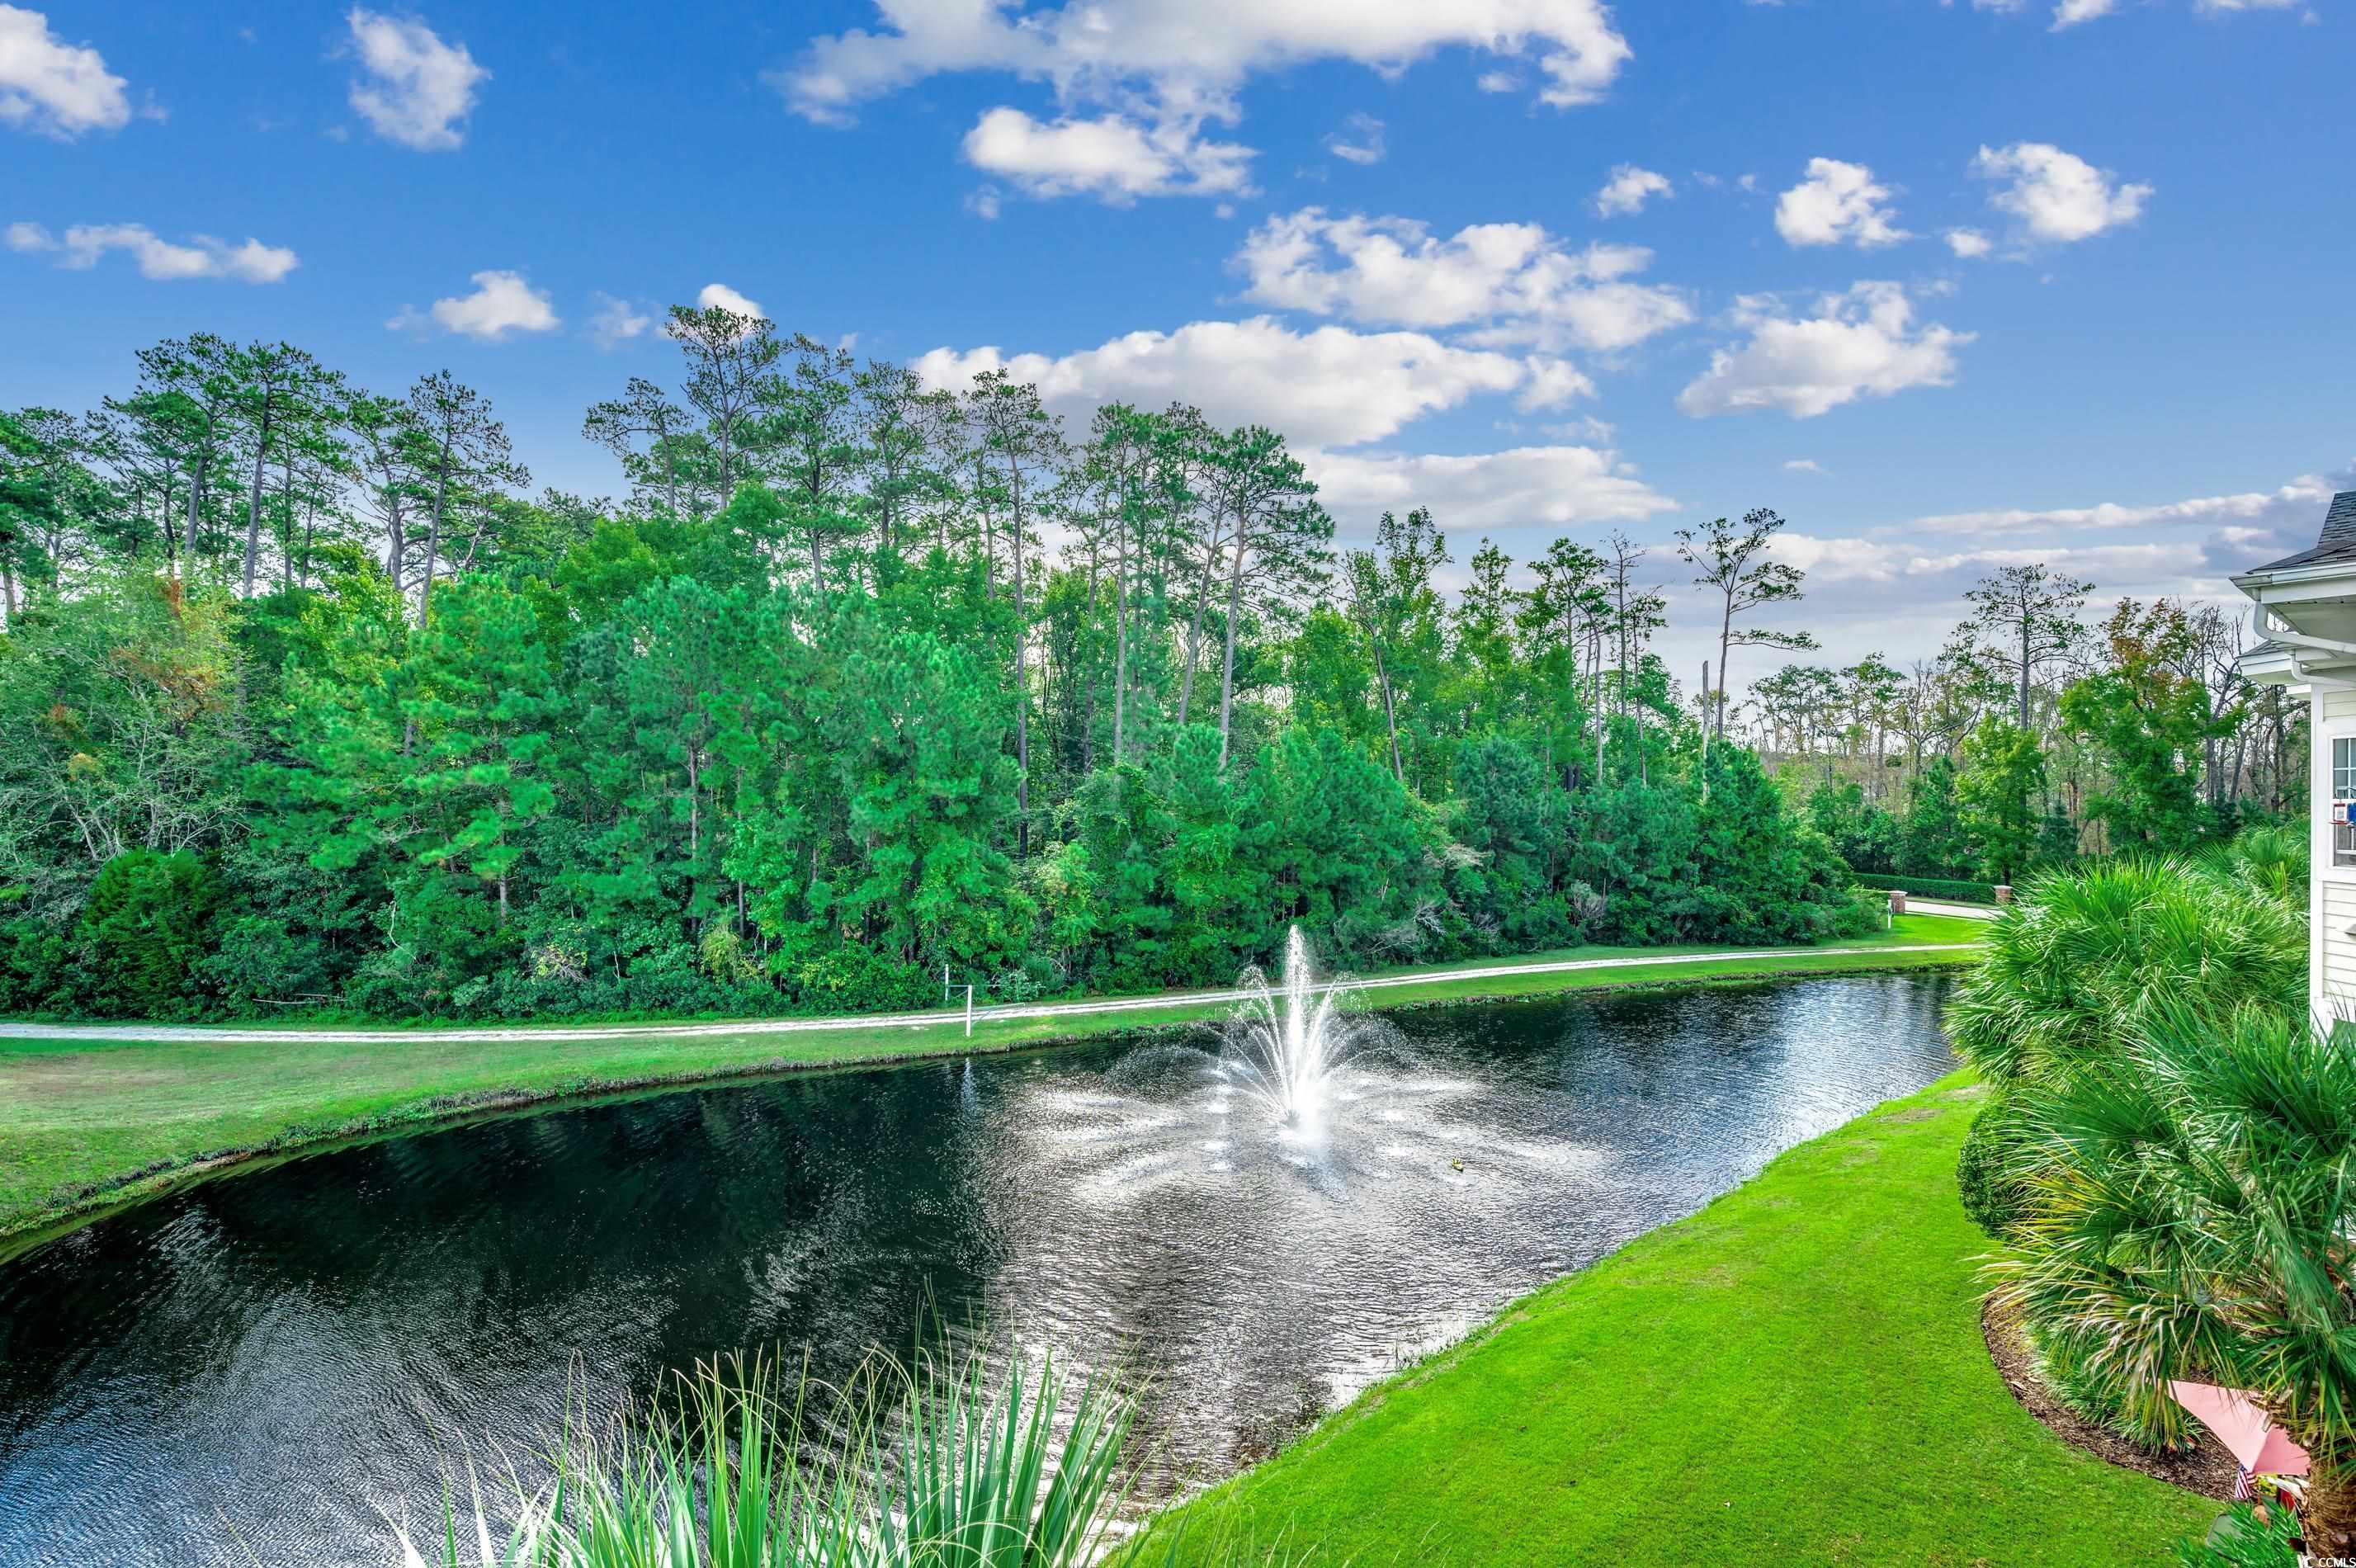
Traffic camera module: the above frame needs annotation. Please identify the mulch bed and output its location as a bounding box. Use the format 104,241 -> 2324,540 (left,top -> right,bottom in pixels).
1980,1296 -> 2240,1500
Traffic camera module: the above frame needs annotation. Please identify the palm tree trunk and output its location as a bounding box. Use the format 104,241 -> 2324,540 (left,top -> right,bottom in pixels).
2296,1457 -> 2356,1556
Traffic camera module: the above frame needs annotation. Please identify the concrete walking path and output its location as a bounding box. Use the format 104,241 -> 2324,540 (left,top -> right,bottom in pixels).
1901,900 -> 2002,922
0,924 -> 1988,1049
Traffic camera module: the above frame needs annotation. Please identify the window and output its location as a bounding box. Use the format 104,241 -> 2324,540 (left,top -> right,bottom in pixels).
2337,738 -> 2356,867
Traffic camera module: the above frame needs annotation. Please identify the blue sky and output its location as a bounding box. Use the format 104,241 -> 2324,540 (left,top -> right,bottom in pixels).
5,0 -> 2350,678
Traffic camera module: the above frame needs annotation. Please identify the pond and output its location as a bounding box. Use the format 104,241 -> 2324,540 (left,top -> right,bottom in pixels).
0,973 -> 1956,1567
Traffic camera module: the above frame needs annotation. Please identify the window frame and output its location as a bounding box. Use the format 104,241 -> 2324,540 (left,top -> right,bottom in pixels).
2335,737 -> 2356,867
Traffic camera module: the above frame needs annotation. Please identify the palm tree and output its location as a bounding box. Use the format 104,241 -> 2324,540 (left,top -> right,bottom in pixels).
1944,853 -> 2306,1088
2195,820 -> 2308,909
1993,1000 -> 2356,1552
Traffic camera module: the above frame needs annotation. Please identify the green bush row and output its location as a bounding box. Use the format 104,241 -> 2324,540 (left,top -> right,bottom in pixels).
1848,871 -> 2000,904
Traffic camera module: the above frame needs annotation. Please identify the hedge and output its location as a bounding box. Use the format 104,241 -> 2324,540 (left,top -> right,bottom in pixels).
1850,871 -> 2001,905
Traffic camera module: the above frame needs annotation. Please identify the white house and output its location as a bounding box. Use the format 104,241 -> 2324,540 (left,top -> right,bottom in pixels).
2233,489 -> 2356,1020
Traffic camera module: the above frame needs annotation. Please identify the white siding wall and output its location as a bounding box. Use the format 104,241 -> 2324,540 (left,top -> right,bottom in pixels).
2315,687 -> 2356,1023
2322,881 -> 2356,1018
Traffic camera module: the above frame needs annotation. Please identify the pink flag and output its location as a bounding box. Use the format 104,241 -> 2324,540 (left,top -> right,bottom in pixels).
2169,1381 -> 2311,1476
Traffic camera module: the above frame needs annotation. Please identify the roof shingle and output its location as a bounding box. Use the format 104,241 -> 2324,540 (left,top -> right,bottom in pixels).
2244,490 -> 2356,575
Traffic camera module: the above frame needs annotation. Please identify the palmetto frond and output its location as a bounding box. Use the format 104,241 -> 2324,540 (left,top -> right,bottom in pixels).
1993,1001 -> 2356,1462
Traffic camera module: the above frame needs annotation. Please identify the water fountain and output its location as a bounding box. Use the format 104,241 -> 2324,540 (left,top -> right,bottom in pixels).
0,965 -> 1962,1564
1220,926 -> 1359,1131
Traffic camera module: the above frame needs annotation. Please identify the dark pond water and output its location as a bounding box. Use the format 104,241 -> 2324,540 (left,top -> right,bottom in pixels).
0,974 -> 1955,1566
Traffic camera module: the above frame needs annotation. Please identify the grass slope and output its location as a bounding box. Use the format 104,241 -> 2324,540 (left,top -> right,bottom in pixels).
0,917 -> 1980,1252
1147,1071 -> 2213,1567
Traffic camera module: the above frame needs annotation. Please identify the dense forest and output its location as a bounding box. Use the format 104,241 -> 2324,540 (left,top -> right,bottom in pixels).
0,306 -> 2302,1021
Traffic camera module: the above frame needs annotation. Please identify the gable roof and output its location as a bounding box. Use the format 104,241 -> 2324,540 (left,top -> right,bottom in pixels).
2245,490 -> 2356,575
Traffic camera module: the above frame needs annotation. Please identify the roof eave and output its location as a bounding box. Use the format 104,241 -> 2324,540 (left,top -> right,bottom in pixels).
2236,560 -> 2356,597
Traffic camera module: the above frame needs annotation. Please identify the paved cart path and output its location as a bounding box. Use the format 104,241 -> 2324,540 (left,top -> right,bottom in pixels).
0,913 -> 1990,1049
1900,900 -> 2001,922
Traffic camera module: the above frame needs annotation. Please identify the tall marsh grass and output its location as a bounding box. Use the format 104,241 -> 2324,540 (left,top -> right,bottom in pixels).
387,1340 -> 1300,1568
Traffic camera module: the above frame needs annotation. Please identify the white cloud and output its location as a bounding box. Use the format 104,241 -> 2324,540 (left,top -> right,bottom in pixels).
1324,111 -> 1386,166
1517,357 -> 1597,410
1475,69 -> 1520,92
390,269 -> 558,340
1971,141 -> 2151,243
1722,465 -> 2349,664
1906,475 -> 2338,541
1772,534 -> 2208,593
1594,163 -> 1672,218
1677,281 -> 1971,419
1759,527 -> 2294,624
913,316 -> 1562,449
1977,0 -> 2296,25
1945,227 -> 1993,259
1307,444 -> 1675,533
2050,0 -> 2118,26
772,2 -> 1633,153
345,7 -> 486,151
775,3 -> 1632,202
1232,208 -> 1693,353
588,292 -> 652,348
1783,458 -> 1825,474
0,5 -> 130,138
961,106 -> 1252,201
1637,459 -> 2352,678
696,281 -> 766,319
1773,158 -> 1910,248
7,220 -> 297,281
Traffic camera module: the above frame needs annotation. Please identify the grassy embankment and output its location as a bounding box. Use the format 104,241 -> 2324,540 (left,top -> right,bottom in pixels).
1143,1069 -> 2215,1567
0,915 -> 1980,1253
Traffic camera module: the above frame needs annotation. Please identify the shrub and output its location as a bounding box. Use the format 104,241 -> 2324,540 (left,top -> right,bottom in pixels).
2174,1500 -> 2302,1567
1955,1091 -> 2030,1240
1851,871 -> 2000,904
1948,838 -> 2321,1482
0,913 -> 65,1013
65,849 -> 219,1018
2030,1321 -> 2192,1452
792,942 -> 937,1013
695,924 -> 761,985
1945,852 -> 2306,1087
989,952 -> 1067,1004
1993,1004 -> 2356,1551
2197,819 -> 2307,908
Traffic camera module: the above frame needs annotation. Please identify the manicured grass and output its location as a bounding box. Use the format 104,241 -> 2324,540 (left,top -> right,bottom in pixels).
0,914 -> 1983,1034
1143,1071 -> 2215,1567
0,916 -> 1980,1251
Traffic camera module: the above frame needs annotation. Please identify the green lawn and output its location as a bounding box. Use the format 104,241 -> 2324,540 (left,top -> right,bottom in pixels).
1144,1070 -> 2215,1567
0,915 -> 1981,1253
